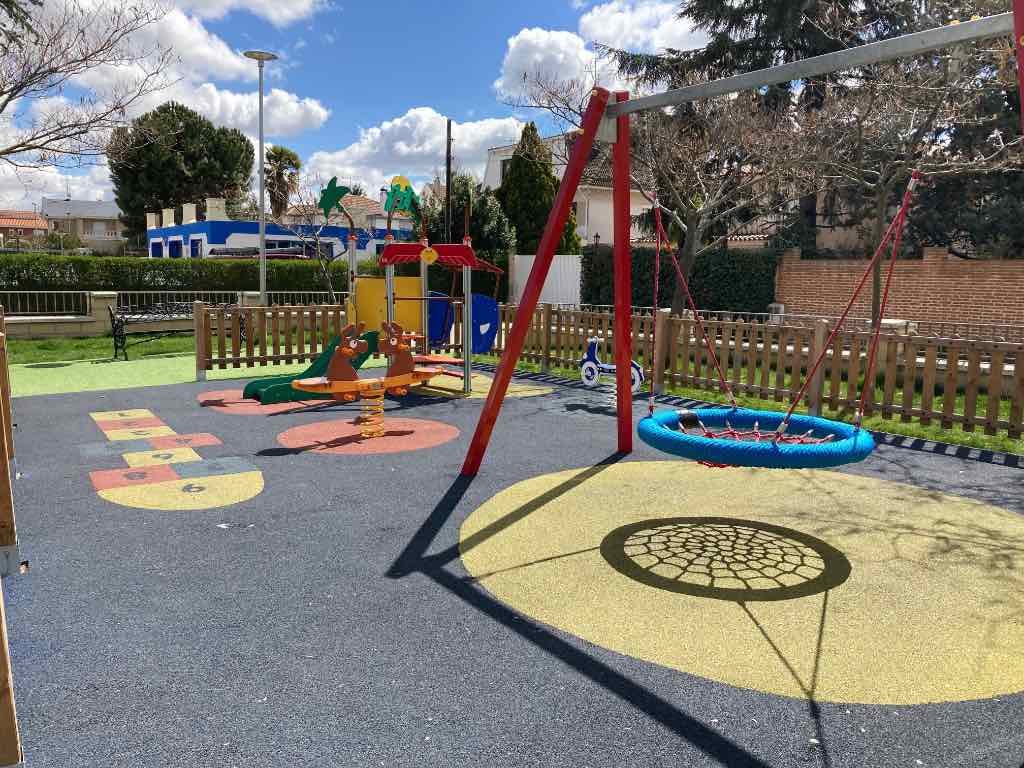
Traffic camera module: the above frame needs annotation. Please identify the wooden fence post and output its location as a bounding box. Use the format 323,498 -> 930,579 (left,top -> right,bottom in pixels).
0,579 -> 20,768
807,318 -> 829,416
652,308 -> 671,394
0,336 -> 11,462
541,303 -> 552,373
193,302 -> 207,382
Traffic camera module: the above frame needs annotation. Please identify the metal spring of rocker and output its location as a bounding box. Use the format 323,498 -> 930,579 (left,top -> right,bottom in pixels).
358,390 -> 386,439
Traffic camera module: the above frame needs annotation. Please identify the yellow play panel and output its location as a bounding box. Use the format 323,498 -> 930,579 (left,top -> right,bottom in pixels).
459,462 -> 1024,705
97,471 -> 264,511
415,373 -> 552,399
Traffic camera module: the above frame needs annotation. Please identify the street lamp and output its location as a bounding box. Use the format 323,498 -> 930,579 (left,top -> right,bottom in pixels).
244,49 -> 278,306
62,189 -> 71,256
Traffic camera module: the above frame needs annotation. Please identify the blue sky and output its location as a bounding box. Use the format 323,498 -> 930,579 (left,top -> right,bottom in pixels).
7,0 -> 707,207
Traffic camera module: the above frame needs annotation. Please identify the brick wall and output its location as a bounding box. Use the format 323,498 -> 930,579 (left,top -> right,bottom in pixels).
774,248 -> 1024,325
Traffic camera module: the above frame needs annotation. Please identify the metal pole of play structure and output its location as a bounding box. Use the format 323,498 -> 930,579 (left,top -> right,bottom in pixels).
462,265 -> 472,394
347,233 -> 358,319
420,241 -> 430,353
385,264 -> 395,326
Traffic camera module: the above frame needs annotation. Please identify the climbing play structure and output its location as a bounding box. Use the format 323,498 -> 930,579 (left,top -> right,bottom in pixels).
461,11 -> 1024,476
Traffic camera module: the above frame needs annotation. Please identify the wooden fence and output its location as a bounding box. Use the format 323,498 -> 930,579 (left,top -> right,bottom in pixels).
496,304 -> 1024,439
0,313 -> 23,766
193,302 -> 467,377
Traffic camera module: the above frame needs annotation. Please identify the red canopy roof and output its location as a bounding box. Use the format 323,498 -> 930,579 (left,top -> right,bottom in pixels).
378,243 -> 503,274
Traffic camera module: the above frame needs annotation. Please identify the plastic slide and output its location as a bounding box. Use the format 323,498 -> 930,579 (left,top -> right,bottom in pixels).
241,331 -> 379,405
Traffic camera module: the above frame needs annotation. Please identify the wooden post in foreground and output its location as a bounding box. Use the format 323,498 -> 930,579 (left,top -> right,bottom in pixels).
0,337 -> 11,461
193,302 -> 207,382
0,331 -> 19,767
0,582 -> 19,768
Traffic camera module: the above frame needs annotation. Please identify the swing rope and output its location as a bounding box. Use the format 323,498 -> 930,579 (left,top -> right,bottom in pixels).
775,171 -> 920,438
652,200 -> 738,410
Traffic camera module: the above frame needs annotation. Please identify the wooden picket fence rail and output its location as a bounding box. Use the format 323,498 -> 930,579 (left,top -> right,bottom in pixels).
193,302 -> 467,377
496,304 -> 1024,440
0,311 -> 23,767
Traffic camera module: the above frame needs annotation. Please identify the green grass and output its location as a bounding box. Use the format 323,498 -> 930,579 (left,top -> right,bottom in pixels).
5,334 -> 386,397
474,351 -> 1024,456
7,334 -> 196,365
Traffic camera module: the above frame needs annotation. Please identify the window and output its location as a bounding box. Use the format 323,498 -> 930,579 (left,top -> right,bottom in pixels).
500,158 -> 512,184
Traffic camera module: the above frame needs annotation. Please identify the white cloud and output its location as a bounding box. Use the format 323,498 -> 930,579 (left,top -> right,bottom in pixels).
0,163 -> 113,209
182,84 -> 331,138
578,0 -> 707,51
495,0 -> 707,99
306,107 -> 524,195
176,0 -> 323,27
494,28 -> 600,99
149,9 -> 255,82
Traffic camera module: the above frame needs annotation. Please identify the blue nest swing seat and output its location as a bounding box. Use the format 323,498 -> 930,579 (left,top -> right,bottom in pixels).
637,408 -> 876,470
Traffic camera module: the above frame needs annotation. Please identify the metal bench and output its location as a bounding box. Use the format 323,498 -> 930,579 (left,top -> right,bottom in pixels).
109,302 -> 246,361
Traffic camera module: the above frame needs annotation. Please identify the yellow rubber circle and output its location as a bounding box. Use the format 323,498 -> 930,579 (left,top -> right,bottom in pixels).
459,462 -> 1024,705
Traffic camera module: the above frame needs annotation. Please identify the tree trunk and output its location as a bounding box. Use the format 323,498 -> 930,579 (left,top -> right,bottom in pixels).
869,178 -> 895,325
670,213 -> 701,315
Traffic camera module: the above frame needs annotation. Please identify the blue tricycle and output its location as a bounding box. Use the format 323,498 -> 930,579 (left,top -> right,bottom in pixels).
579,337 -> 644,393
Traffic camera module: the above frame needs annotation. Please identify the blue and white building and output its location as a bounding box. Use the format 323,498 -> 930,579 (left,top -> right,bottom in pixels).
145,197 -> 416,260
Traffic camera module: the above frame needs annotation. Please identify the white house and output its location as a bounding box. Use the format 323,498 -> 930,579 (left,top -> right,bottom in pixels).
482,132 -> 652,247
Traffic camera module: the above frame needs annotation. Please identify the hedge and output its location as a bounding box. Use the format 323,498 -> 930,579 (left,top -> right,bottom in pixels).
0,253 -> 349,293
580,245 -> 779,315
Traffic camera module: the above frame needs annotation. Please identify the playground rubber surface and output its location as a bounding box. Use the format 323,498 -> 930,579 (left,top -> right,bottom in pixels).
4,368 -> 1023,767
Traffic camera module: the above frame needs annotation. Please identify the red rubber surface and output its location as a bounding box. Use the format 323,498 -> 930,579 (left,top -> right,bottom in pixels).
276,417 -> 459,455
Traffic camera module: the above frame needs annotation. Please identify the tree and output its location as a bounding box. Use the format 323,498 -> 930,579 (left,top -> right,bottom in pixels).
422,171 -> 517,299
350,182 -> 366,197
109,102 -> 255,240
0,1 -> 170,173
795,0 -> 1023,317
511,69 -> 814,314
265,145 -> 302,219
495,123 -> 581,255
905,87 -> 1024,258
605,0 -> 904,109
1,0 -> 39,46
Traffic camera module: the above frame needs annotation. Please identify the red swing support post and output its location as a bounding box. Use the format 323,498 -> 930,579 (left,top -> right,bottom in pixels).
462,87 -> 634,475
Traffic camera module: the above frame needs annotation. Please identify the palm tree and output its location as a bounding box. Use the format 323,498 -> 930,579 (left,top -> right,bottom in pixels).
265,145 -> 302,219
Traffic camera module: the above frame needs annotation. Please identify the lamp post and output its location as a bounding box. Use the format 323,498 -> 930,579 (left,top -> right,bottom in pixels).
244,49 -> 278,306
62,190 -> 72,256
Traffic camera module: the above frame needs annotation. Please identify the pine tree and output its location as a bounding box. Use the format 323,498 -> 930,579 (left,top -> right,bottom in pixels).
496,123 -> 581,255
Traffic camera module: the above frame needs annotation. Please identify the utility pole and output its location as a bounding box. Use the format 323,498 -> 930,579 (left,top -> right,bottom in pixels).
445,118 -> 453,243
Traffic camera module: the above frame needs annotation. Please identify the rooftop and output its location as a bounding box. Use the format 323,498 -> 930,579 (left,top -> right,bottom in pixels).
40,198 -> 122,220
0,211 -> 48,229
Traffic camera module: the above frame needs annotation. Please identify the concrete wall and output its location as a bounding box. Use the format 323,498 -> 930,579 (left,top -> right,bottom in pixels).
774,248 -> 1024,325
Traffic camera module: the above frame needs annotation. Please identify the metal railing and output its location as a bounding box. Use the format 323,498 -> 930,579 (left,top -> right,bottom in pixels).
117,291 -> 239,313
0,291 -> 91,316
266,291 -> 346,306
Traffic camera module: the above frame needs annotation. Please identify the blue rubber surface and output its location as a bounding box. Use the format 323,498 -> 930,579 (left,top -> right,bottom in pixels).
637,407 -> 876,469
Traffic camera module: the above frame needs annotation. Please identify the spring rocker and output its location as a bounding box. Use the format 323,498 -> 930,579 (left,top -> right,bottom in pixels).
291,322 -> 442,438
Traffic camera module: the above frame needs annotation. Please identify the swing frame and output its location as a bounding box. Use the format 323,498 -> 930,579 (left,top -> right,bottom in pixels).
461,10 -> 1022,476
